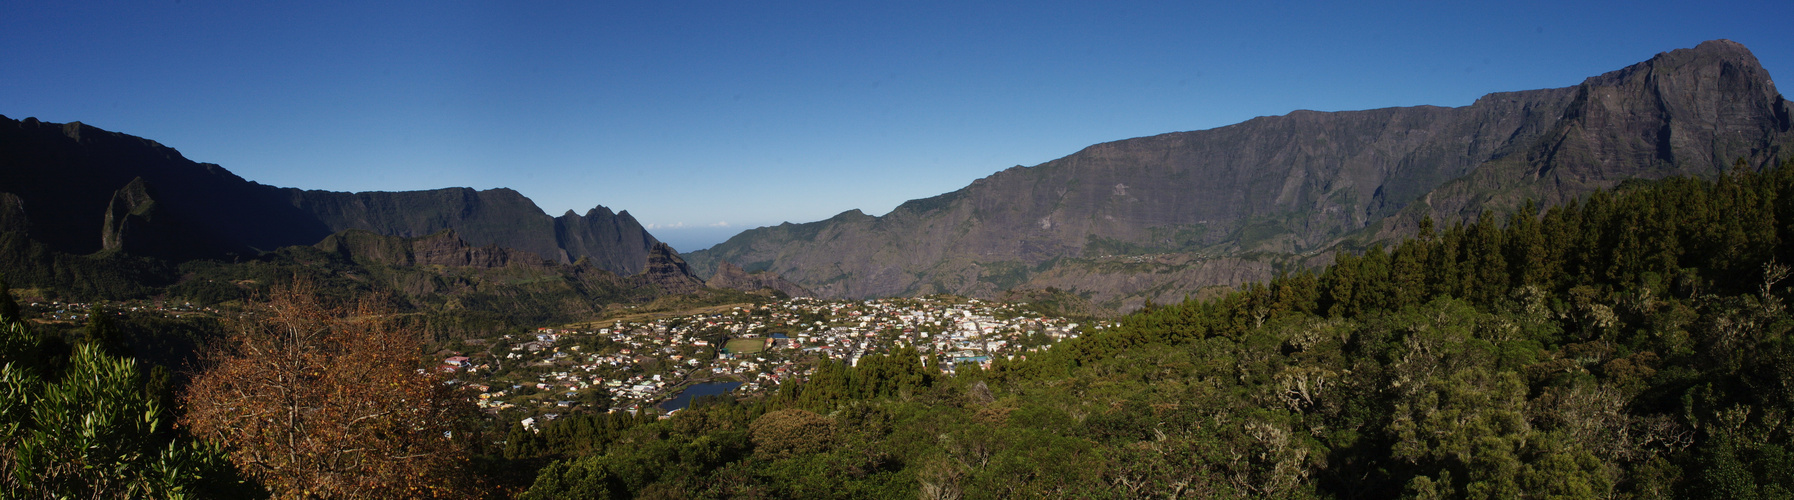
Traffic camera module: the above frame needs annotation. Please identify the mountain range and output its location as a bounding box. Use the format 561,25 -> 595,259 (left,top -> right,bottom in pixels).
0,112 -> 822,318
4,40 -> 1790,315
0,117 -> 661,274
683,40 -> 1794,312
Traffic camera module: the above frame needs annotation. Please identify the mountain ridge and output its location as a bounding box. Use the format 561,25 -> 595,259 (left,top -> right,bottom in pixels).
0,115 -> 663,275
685,40 -> 1794,312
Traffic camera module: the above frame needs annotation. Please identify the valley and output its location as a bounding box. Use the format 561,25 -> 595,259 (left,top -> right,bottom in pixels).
447,296 -> 1100,423
3,38 -> 1793,498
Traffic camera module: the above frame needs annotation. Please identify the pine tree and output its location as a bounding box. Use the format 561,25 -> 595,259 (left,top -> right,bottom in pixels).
1468,211 -> 1508,302
1390,241 -> 1429,309
1506,200 -> 1548,288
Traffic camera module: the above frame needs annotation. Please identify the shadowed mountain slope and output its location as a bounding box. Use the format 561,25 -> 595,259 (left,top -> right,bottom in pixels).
0,116 -> 660,274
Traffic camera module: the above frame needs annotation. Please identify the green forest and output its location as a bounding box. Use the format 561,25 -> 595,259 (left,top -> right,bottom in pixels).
6,160 -> 1794,498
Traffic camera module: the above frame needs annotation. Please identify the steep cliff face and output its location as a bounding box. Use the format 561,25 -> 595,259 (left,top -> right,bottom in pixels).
705,261 -> 813,297
1377,39 -> 1794,236
289,188 -> 662,273
0,117 -> 329,257
686,40 -> 1794,310
315,229 -> 552,269
0,116 -> 663,274
641,243 -> 706,296
554,207 -> 659,275
287,187 -> 559,260
98,177 -> 188,258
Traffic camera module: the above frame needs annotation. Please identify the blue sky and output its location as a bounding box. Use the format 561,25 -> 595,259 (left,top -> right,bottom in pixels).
4,1 -> 1791,252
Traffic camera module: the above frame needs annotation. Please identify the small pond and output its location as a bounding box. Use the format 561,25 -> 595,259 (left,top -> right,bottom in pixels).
659,381 -> 743,412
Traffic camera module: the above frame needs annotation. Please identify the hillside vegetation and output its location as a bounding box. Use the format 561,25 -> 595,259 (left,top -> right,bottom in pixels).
515,160 -> 1794,498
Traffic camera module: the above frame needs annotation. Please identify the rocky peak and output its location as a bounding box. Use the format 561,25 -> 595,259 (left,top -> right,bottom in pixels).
101,177 -> 158,252
97,177 -> 197,258
553,204 -> 659,274
646,242 -> 694,276
640,242 -> 704,295
706,261 -> 814,297
1580,38 -> 1778,103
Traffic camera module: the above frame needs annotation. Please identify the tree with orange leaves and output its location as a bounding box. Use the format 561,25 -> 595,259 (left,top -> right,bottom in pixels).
181,282 -> 479,499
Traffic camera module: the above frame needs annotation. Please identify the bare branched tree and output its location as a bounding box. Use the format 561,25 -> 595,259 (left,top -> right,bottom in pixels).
182,281 -> 478,499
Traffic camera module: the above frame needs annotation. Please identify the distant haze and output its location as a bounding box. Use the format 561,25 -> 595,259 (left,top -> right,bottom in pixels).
653,225 -> 754,254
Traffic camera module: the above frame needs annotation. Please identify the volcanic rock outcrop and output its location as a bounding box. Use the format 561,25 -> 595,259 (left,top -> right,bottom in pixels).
640,243 -> 706,296
315,229 -> 553,269
705,261 -> 813,297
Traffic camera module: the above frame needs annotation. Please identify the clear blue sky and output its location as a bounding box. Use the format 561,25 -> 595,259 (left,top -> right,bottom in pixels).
4,1 -> 1791,252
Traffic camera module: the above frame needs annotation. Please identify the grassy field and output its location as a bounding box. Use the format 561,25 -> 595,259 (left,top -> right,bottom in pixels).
724,338 -> 766,354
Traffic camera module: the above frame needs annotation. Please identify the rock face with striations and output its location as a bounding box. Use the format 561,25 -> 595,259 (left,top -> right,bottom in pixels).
1373,39 -> 1794,236
640,243 -> 706,295
554,207 -> 661,275
685,40 -> 1794,311
99,176 -> 183,257
0,116 -> 663,275
315,229 -> 553,269
705,261 -> 813,297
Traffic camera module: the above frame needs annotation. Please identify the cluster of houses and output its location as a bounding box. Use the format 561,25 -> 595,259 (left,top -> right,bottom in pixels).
22,299 -> 219,323
767,297 -> 1091,371
448,296 -> 1104,421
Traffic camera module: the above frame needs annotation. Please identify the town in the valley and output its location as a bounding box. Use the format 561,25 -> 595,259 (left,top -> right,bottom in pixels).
439,296 -> 1101,426
12,293 -> 1102,428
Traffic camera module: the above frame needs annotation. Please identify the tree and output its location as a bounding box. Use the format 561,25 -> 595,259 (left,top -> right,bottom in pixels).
1388,241 -> 1428,309
1322,252 -> 1359,318
1467,211 -> 1509,302
1506,200 -> 1550,288
749,409 -> 836,459
182,282 -> 478,498
82,306 -> 132,359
